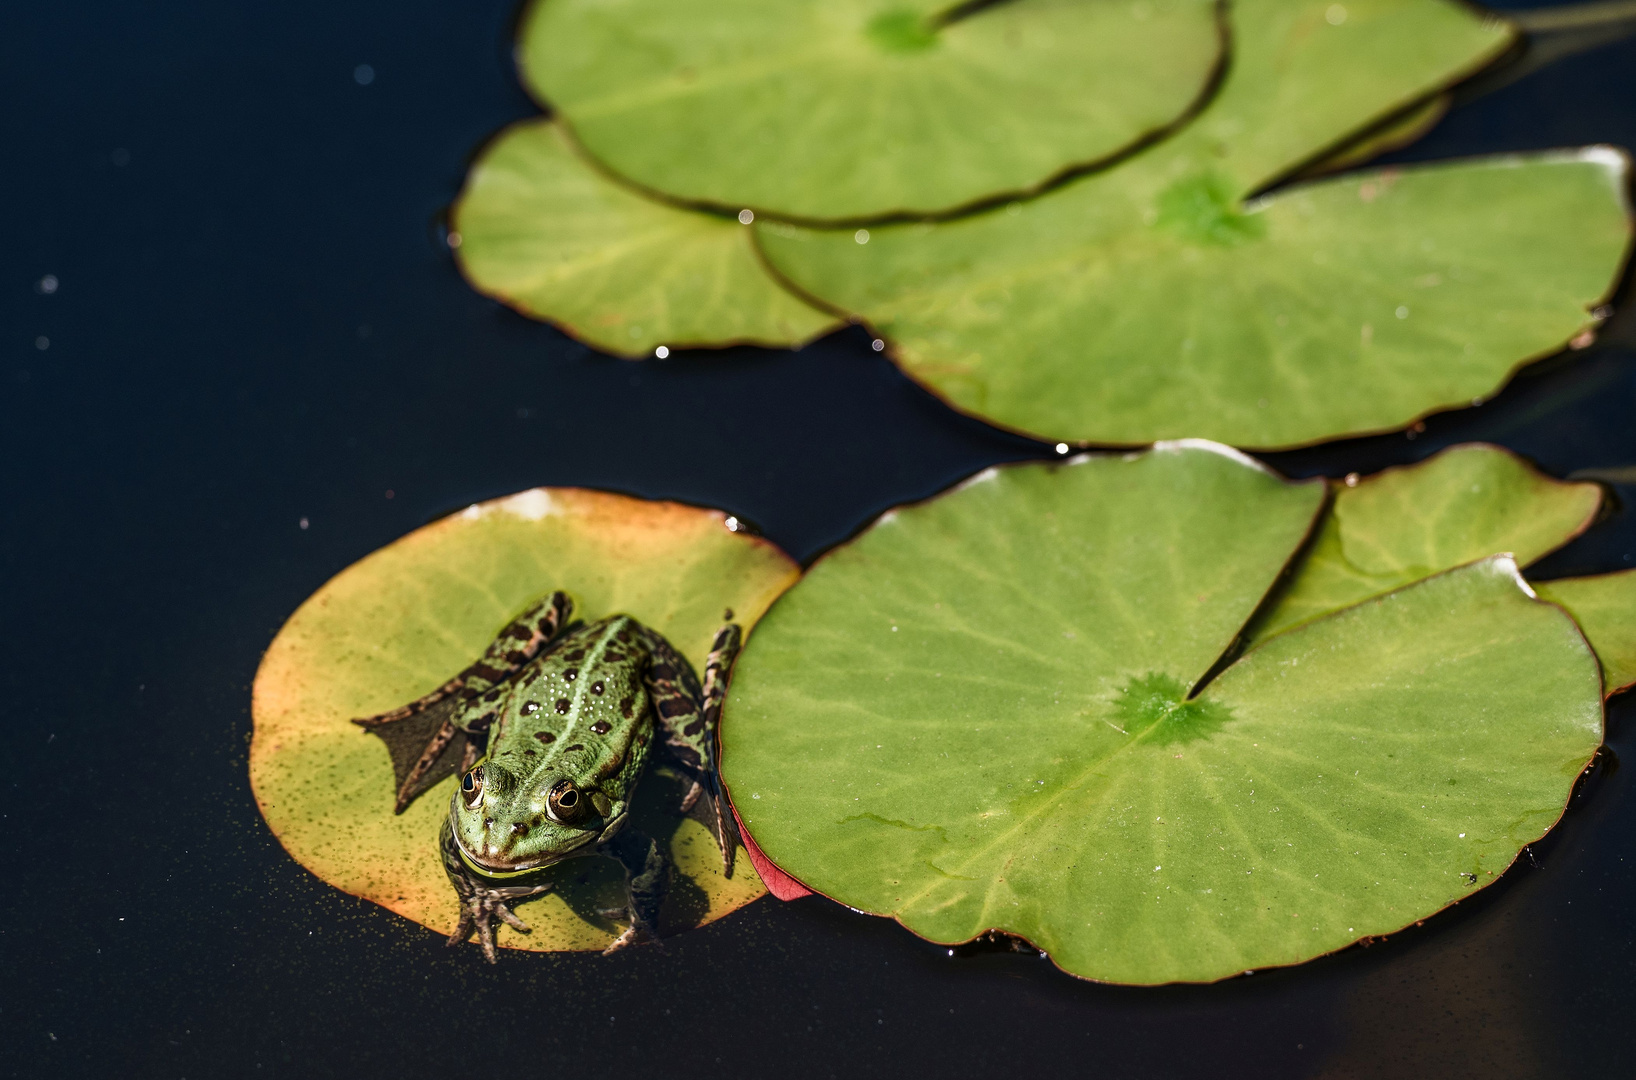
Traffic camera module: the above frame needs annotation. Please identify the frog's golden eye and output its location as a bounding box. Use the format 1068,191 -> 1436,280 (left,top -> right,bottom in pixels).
546,779 -> 589,824
461,765 -> 485,808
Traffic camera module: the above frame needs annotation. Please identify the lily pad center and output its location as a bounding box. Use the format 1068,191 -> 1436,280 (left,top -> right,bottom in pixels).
866,9 -> 940,52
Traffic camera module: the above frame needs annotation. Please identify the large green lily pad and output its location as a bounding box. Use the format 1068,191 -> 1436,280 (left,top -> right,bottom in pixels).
452,119 -> 837,357
1248,443 -> 1602,644
1537,569 -> 1636,696
520,0 -> 1224,223
251,487 -> 799,954
760,1 -> 1631,448
722,444 -> 1603,984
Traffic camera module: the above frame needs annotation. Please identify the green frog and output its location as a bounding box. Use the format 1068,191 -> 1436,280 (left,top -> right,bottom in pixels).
353,591 -> 742,962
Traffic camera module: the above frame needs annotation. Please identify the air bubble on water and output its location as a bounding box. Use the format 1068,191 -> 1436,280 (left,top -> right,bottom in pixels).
35,336 -> 49,351
871,338 -> 885,352
37,274 -> 58,294
354,64 -> 375,85
299,517 -> 310,530
1344,472 -> 1360,487
738,209 -> 755,224
854,229 -> 870,245
1326,4 -> 1347,24
1055,443 -> 1069,455
1396,305 -> 1409,319
654,345 -> 670,359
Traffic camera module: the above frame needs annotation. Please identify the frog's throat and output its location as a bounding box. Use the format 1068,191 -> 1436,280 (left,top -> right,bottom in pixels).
453,828 -> 596,879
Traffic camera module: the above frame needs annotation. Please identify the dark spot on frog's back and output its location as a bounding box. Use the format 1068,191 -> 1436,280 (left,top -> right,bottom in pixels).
564,668 -> 578,682
619,695 -> 634,718
651,663 -> 678,682
505,651 -> 529,666
534,730 -> 555,744
658,699 -> 690,719
562,648 -> 587,663
555,698 -> 571,714
602,651 -> 626,664
591,680 -> 604,695
509,624 -> 534,641
590,720 -> 611,735
565,744 -> 584,753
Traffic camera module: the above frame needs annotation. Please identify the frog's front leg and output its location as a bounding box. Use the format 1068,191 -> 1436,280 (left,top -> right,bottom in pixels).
355,591 -> 574,813
599,824 -> 670,955
439,818 -> 552,964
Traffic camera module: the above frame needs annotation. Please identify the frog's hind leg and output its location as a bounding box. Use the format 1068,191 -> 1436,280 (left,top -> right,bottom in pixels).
353,591 -> 574,813
439,819 -> 552,964
600,825 -> 670,955
643,624 -> 744,876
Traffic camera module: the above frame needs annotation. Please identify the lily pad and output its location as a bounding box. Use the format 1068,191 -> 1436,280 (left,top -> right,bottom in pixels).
759,1 -> 1630,448
452,119 -> 837,356
250,487 -> 799,954
1537,569 -> 1636,696
1247,443 -> 1602,644
520,0 -> 1224,222
721,444 -> 1603,984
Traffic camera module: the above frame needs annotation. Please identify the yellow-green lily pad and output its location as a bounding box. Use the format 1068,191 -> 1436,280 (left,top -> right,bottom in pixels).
520,0 -> 1224,222
1248,443 -> 1602,644
722,444 -> 1603,984
1537,569 -> 1636,696
452,119 -> 837,357
759,0 -> 1630,448
250,487 -> 800,954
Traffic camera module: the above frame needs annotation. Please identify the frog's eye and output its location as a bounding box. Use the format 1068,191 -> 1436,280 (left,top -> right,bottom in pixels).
461,765 -> 485,807
546,779 -> 589,824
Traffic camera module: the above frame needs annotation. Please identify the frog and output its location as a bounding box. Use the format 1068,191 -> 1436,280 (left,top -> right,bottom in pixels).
352,591 -> 742,962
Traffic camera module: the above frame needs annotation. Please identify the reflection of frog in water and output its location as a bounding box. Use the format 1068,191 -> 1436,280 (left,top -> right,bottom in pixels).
355,592 -> 741,962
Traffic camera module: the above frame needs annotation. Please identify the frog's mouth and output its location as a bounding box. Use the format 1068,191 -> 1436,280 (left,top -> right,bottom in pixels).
453,829 -> 598,879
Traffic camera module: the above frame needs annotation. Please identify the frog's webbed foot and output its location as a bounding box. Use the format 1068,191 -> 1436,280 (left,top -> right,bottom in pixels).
440,818 -> 550,964
354,592 -> 575,813
600,825 -> 670,955
449,883 -> 553,964
353,685 -> 479,814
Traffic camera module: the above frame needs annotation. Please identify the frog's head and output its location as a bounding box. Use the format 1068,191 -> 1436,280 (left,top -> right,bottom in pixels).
448,759 -> 609,875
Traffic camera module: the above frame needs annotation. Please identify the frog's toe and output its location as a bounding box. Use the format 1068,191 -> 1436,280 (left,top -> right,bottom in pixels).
679,780 -> 703,813
601,923 -> 660,956
495,903 -> 532,934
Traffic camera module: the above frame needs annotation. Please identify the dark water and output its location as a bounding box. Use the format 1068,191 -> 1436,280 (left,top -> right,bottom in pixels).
2,2 -> 1633,1077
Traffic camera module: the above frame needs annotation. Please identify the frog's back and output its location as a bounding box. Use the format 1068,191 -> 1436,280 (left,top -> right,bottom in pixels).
488,616 -> 653,795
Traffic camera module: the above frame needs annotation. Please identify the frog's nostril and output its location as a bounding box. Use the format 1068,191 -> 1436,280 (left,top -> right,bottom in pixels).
511,822 -> 529,837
